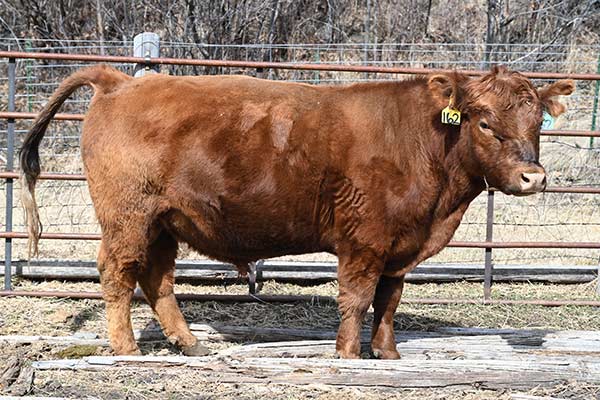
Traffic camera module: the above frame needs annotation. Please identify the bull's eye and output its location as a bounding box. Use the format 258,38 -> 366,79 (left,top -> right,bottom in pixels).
479,119 -> 504,142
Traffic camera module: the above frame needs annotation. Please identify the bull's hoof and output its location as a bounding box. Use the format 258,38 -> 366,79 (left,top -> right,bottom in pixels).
372,348 -> 401,360
181,342 -> 210,357
112,346 -> 142,356
335,350 -> 361,359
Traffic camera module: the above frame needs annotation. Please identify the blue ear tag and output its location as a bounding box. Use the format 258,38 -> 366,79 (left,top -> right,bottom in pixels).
541,111 -> 555,130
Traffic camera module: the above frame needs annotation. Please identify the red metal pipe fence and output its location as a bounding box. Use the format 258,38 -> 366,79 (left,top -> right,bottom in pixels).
2,50 -> 600,80
1,51 -> 599,304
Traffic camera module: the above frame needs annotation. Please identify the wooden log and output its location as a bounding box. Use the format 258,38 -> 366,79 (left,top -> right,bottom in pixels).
0,334 -> 109,347
4,325 -> 600,359
189,324 -> 600,350
188,323 -> 336,342
217,329 -> 600,361
30,354 -> 600,390
0,326 -> 331,348
17,326 -> 600,390
0,329 -> 168,346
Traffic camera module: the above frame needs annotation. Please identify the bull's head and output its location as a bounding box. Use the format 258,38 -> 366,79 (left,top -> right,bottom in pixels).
428,65 -> 575,196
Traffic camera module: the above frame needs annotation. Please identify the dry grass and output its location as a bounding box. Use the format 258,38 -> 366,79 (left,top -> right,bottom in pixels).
2,278 -> 600,339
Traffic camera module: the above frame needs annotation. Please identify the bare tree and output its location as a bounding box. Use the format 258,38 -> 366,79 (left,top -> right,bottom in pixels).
0,0 -> 597,62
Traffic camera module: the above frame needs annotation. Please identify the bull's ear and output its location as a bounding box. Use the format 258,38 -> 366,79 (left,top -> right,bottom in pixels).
538,79 -> 575,117
428,73 -> 466,109
428,74 -> 454,104
491,65 -> 509,76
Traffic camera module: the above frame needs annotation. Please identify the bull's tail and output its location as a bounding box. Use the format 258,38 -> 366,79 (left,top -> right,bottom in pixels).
19,64 -> 131,257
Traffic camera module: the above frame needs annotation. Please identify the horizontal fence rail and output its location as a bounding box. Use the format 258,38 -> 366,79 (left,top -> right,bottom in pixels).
1,47 -> 599,304
1,230 -> 600,249
2,51 -> 600,80
2,260 -> 597,284
2,290 -> 600,307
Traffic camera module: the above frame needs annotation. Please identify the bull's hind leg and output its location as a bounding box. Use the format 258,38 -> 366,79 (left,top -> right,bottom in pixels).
335,248 -> 384,359
97,241 -> 140,355
371,274 -> 404,359
137,231 -> 209,356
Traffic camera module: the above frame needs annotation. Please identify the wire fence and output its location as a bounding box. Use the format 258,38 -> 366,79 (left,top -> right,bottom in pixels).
0,38 -> 599,277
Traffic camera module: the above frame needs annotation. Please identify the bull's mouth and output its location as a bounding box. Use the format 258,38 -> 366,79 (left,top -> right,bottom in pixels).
496,184 -> 546,196
513,189 -> 545,197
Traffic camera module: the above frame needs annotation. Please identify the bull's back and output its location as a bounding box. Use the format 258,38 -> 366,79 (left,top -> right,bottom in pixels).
82,74 -> 334,262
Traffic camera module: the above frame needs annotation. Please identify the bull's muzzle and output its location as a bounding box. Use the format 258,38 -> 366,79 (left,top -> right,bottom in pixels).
518,170 -> 547,194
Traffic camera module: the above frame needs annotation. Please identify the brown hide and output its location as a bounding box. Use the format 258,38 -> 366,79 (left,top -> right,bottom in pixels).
19,65 -> 573,358
83,74 -> 471,267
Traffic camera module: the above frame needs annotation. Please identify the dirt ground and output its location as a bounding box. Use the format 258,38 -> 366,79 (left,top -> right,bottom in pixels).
1,278 -> 599,399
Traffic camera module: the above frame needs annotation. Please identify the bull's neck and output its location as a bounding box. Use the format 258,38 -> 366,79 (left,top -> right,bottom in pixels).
387,122 -> 487,272
434,123 -> 486,218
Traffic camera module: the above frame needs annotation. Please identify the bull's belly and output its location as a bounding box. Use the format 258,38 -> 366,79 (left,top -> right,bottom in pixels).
160,207 -> 324,265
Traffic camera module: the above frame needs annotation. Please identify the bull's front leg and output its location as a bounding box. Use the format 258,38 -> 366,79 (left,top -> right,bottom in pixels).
335,247 -> 384,359
371,274 -> 405,359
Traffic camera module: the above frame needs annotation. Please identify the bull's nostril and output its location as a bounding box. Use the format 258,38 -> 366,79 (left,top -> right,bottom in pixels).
520,172 -> 546,193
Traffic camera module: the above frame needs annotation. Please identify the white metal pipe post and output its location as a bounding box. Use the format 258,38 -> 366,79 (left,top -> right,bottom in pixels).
133,32 -> 160,77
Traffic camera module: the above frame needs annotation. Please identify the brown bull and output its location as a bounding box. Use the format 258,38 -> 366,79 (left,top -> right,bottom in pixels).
20,65 -> 573,359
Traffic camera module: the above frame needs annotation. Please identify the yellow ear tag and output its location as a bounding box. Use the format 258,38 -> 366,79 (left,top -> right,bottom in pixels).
441,105 -> 461,125
441,96 -> 461,125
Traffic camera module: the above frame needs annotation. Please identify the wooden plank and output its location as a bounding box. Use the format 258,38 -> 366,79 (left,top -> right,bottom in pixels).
30,355 -> 600,390
6,326 -> 600,361
0,334 -> 109,346
190,324 -> 600,345
188,325 -> 600,364
189,323 -> 336,342
2,260 -> 597,283
0,324 -> 327,347
18,326 -> 600,390
216,328 -> 600,361
4,325 -> 600,356
221,336 -> 600,361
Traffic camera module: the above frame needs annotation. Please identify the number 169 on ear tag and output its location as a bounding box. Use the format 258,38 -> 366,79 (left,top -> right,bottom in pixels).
441,106 -> 461,125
